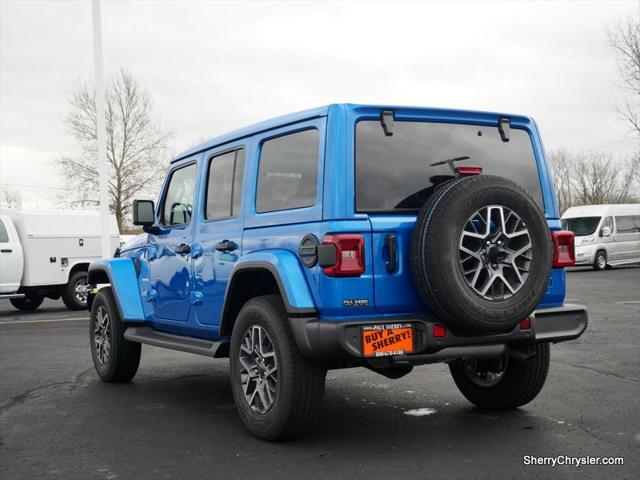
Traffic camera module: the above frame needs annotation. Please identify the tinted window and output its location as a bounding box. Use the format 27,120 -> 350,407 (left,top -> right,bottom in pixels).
256,129 -> 319,213
205,149 -> 245,221
615,215 -> 640,234
562,217 -> 601,236
0,220 -> 8,243
162,163 -> 197,226
355,121 -> 543,211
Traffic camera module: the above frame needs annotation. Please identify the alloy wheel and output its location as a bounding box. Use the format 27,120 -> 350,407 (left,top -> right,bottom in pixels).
463,356 -> 509,387
238,325 -> 278,414
458,205 -> 533,301
93,306 -> 111,366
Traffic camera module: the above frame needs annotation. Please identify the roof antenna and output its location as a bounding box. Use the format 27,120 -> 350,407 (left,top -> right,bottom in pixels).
381,110 -> 394,136
498,117 -> 510,142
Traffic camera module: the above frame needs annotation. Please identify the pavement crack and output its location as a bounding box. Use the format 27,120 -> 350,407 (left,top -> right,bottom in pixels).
0,366 -> 96,418
0,382 -> 71,418
554,360 -> 640,385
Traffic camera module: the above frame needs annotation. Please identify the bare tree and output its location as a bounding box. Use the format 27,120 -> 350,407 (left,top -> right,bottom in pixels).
59,69 -> 170,233
549,149 -> 575,214
609,14 -> 640,137
549,150 -> 637,211
0,186 -> 22,210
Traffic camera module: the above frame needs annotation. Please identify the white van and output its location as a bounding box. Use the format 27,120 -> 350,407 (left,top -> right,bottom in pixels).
561,204 -> 640,270
0,210 -> 119,311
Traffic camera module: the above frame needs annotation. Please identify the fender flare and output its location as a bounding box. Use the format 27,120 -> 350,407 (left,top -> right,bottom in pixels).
219,250 -> 317,334
87,258 -> 145,322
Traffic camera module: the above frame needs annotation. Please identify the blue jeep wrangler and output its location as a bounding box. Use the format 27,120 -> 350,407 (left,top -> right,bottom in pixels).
87,104 -> 588,440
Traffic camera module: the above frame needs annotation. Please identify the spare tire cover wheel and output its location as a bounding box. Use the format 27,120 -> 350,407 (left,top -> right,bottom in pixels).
410,175 -> 552,332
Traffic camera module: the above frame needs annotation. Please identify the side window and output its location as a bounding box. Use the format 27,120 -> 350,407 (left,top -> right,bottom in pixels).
205,149 -> 245,221
615,215 -> 640,234
0,220 -> 8,243
256,129 -> 319,213
162,163 -> 198,227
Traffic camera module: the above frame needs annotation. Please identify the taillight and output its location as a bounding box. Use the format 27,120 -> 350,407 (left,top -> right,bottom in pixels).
552,230 -> 575,267
455,166 -> 483,176
322,234 -> 365,277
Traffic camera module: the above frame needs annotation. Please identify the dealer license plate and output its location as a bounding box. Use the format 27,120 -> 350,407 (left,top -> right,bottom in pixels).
362,323 -> 414,357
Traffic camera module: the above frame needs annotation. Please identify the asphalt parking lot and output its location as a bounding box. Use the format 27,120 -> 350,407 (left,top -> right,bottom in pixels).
1,267 -> 638,479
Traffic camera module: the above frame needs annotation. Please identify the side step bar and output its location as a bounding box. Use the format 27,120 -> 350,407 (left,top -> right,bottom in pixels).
124,326 -> 227,358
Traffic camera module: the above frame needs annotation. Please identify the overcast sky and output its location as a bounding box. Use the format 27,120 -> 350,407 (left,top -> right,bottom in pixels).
1,0 -> 638,207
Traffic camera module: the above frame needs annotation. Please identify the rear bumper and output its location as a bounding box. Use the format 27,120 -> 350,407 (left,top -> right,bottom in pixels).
289,304 -> 588,367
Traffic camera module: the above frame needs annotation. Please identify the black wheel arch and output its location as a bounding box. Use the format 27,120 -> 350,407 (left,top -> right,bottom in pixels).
219,262 -> 317,337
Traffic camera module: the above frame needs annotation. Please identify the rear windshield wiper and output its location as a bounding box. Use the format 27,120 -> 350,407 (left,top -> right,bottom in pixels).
429,156 -> 470,173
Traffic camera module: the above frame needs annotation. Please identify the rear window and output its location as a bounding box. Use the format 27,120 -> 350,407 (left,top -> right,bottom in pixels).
355,121 -> 543,212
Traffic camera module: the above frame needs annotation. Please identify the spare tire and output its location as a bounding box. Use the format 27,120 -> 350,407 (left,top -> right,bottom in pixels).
411,175 -> 552,332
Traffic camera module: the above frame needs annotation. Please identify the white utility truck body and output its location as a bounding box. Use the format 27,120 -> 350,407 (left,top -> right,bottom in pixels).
0,210 -> 119,311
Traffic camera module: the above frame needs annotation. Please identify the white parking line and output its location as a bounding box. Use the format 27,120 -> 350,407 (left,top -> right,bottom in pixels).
615,300 -> 640,305
0,317 -> 89,325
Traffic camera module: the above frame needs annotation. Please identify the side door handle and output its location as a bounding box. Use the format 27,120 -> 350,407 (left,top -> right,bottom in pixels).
214,240 -> 237,252
174,244 -> 191,255
0,249 -> 12,253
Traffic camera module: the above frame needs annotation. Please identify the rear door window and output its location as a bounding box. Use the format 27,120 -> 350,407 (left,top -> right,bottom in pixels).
256,129 -> 319,213
355,121 -> 543,212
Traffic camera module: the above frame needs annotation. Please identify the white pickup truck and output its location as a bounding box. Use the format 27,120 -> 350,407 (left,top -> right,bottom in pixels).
0,210 -> 119,311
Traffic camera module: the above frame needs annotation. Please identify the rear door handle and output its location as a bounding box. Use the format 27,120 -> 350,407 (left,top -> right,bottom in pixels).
174,244 -> 191,255
0,249 -> 12,253
215,240 -> 237,252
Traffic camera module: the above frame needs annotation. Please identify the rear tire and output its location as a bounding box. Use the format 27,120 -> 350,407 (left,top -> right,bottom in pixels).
449,343 -> 550,409
90,287 -> 141,383
230,295 -> 326,441
62,270 -> 89,310
10,294 -> 44,311
593,250 -> 607,271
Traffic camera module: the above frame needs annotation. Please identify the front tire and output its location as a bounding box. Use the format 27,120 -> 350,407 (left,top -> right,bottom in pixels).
62,270 -> 89,310
230,295 -> 326,441
90,287 -> 141,383
449,343 -> 550,409
593,250 -> 607,271
10,294 -> 44,311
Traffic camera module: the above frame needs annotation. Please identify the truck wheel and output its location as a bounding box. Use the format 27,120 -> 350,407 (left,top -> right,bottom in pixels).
411,175 -> 552,333
593,250 -> 607,271
90,287 -> 141,383
230,295 -> 326,441
62,270 -> 89,310
449,343 -> 550,409
10,294 -> 44,311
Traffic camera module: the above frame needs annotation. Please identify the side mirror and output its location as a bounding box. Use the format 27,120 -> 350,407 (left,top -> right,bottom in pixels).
601,226 -> 611,237
133,200 -> 155,226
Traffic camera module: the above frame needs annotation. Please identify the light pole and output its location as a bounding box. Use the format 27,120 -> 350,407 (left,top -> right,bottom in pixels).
91,0 -> 112,258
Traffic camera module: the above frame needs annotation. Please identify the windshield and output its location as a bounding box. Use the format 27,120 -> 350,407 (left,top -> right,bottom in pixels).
355,120 -> 543,212
561,217 -> 601,236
